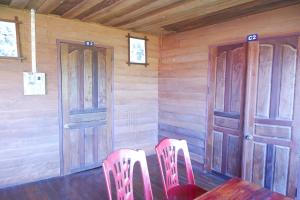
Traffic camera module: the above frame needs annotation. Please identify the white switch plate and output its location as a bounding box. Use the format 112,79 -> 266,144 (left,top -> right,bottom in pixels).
23,72 -> 46,95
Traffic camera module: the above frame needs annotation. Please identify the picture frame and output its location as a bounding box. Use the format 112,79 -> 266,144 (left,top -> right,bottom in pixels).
127,33 -> 149,66
0,17 -> 22,60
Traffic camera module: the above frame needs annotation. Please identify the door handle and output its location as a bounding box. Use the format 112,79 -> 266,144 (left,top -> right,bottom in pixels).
244,135 -> 253,140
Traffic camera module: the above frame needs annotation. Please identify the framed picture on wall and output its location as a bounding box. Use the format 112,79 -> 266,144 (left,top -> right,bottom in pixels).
127,33 -> 149,66
0,17 -> 22,59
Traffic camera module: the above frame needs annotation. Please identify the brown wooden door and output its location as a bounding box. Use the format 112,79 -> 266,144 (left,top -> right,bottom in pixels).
242,36 -> 300,197
208,43 -> 247,177
59,42 -> 113,175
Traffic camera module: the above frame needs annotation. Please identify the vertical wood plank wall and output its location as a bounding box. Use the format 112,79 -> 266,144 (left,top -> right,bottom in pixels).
159,5 -> 300,165
0,7 -> 158,187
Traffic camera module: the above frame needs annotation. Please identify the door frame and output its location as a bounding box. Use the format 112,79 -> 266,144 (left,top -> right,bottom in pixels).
204,40 -> 247,173
56,39 -> 115,176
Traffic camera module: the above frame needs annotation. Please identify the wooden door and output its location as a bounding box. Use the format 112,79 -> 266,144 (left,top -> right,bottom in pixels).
242,36 -> 300,197
59,42 -> 113,175
207,43 -> 247,177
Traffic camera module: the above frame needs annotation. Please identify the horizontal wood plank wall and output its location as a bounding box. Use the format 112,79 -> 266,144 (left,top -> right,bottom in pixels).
158,5 -> 300,165
0,6 -> 158,187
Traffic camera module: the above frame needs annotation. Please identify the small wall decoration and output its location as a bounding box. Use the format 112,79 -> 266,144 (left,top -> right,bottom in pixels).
0,17 -> 22,59
127,33 -> 148,66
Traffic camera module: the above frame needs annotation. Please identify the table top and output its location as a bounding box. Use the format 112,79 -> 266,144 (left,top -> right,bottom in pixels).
195,178 -> 292,200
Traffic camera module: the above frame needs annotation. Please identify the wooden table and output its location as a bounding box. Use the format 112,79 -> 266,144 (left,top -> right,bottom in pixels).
195,178 -> 292,200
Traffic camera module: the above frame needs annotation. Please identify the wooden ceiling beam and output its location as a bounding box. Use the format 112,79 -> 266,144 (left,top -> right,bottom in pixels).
51,0 -> 83,15
114,0 -> 193,27
76,0 -> 122,21
62,0 -> 101,18
83,0 -> 142,22
10,0 -> 30,9
104,0 -> 180,26
37,0 -> 64,14
163,0 -> 300,32
26,0 -> 47,10
118,0 -> 256,30
124,0 -> 254,31
96,0 -> 156,24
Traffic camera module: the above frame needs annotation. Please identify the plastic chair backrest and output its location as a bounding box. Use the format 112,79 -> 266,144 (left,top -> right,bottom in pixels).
155,138 -> 195,198
103,149 -> 153,200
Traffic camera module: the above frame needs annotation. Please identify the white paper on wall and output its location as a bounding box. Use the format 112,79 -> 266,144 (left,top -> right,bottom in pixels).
23,72 -> 46,95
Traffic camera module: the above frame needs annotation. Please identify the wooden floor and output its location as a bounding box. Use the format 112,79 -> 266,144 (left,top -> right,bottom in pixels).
0,155 -> 229,200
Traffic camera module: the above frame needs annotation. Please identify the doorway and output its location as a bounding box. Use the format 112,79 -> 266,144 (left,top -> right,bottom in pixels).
206,35 -> 300,197
58,41 -> 113,175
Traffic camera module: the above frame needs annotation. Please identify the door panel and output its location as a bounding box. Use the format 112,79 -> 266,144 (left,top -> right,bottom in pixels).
252,142 -> 266,186
60,43 -> 112,175
242,36 -> 300,198
212,131 -> 223,172
256,44 -> 273,118
211,44 -> 246,177
215,52 -> 226,111
278,45 -> 297,120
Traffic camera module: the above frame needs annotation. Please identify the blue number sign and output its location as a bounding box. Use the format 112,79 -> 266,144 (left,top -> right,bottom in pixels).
247,34 -> 258,42
84,41 -> 95,47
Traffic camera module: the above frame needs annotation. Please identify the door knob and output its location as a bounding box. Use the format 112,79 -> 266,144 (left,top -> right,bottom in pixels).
244,135 -> 253,140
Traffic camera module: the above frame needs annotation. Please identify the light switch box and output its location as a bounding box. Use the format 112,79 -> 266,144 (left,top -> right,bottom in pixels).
23,72 -> 46,95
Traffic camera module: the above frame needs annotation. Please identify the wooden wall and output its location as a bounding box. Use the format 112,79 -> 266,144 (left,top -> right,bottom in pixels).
0,6 -> 158,187
159,5 -> 300,165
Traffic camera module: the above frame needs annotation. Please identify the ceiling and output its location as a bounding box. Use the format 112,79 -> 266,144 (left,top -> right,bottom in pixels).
0,0 -> 300,35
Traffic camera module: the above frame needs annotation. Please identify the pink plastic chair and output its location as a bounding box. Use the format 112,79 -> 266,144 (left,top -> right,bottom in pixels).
155,138 -> 207,200
103,149 -> 153,200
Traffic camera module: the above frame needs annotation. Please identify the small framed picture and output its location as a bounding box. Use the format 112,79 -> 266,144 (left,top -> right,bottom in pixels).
0,17 -> 22,59
127,33 -> 148,66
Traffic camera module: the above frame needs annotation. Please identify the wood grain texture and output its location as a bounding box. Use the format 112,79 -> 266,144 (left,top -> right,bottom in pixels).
37,0 -> 62,14
0,155 -> 229,200
62,0 -> 101,18
60,43 -> 70,174
51,0 -> 83,16
9,0 -> 30,9
214,116 -> 239,130
207,43 -> 246,178
159,5 -> 300,171
204,47 -> 217,170
83,49 -> 93,109
273,146 -> 290,195
60,43 -> 113,174
105,0 -> 181,26
291,37 -> 300,198
25,0 -> 46,10
254,124 -> 291,140
94,0 -> 155,24
0,7 -> 158,188
2,0 -> 299,34
195,178 -> 292,200
163,0 -> 300,33
278,44 -> 297,120
252,142 -> 266,186
77,0 -> 122,20
215,52 -> 226,112
256,44 -> 273,118
246,36 -> 299,197
226,135 -> 242,177
212,131 -> 223,172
